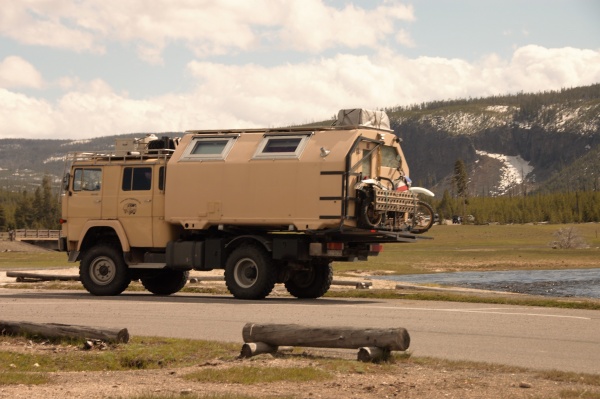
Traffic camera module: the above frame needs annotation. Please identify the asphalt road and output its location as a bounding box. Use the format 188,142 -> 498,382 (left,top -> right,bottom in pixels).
1,288 -> 599,374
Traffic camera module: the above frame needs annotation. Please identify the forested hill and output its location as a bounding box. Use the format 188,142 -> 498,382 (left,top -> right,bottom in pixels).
0,84 -> 599,197
388,84 -> 600,195
0,133 -> 181,192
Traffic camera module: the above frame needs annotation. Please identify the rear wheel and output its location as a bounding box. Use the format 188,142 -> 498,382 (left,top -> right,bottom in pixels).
358,191 -> 382,228
224,245 -> 276,300
79,245 -> 131,296
408,201 -> 435,234
141,269 -> 189,295
285,261 -> 333,299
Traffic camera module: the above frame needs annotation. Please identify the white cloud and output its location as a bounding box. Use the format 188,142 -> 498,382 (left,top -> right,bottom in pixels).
0,0 -> 415,63
0,56 -> 44,89
0,89 -> 56,136
502,45 -> 600,91
0,45 -> 599,139
276,0 -> 414,52
395,29 -> 416,48
0,1 -> 103,53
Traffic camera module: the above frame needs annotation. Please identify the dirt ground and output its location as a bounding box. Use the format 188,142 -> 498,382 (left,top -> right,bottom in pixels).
0,240 -> 52,253
2,240 -> 599,399
1,339 -> 599,399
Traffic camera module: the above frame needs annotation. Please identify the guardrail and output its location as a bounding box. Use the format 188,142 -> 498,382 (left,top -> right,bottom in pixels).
0,229 -> 62,241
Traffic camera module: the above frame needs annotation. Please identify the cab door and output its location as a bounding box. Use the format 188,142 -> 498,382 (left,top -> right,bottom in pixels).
118,166 -> 154,247
64,167 -> 103,241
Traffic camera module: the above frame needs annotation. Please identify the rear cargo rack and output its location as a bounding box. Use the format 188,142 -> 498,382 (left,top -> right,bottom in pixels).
373,188 -> 416,213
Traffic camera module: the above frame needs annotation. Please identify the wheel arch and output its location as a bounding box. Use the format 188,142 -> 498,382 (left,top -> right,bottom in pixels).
224,235 -> 272,256
76,221 -> 130,258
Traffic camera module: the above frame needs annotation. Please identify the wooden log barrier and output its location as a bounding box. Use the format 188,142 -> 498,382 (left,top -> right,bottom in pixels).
240,342 -> 278,358
242,323 -> 410,351
0,320 -> 129,343
7,271 -> 79,282
357,346 -> 390,362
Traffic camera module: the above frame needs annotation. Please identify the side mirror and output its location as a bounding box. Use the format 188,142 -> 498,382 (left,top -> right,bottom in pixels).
62,173 -> 70,191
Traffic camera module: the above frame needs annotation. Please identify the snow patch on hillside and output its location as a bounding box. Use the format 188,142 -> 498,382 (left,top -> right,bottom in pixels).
43,156 -> 66,164
485,105 -> 511,113
476,150 -> 534,195
61,139 -> 91,147
421,111 -> 512,135
547,105 -> 600,134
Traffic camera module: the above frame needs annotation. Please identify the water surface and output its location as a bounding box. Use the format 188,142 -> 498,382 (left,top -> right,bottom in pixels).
373,268 -> 600,298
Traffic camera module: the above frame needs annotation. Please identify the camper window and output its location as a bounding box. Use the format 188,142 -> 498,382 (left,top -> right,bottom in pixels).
182,137 -> 236,161
381,145 -> 402,168
253,134 -> 310,159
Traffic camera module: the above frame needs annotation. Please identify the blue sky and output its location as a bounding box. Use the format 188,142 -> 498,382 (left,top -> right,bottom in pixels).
0,0 -> 599,139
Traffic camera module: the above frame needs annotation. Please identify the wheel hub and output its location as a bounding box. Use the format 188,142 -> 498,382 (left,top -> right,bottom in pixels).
234,258 -> 258,288
90,256 -> 115,285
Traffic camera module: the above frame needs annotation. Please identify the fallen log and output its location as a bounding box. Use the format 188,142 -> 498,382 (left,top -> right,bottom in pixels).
6,271 -> 79,282
357,346 -> 389,362
0,320 -> 129,343
240,342 -> 278,358
242,323 -> 409,351
331,279 -> 372,289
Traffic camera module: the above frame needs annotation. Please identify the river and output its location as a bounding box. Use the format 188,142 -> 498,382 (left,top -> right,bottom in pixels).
373,268 -> 600,298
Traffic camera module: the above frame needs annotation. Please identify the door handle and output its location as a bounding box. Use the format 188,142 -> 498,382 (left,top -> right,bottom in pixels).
144,199 -> 152,203
94,199 -> 102,203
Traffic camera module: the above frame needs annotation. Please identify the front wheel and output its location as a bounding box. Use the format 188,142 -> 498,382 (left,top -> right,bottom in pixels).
285,261 -> 333,299
408,201 -> 435,234
79,245 -> 131,296
224,245 -> 276,300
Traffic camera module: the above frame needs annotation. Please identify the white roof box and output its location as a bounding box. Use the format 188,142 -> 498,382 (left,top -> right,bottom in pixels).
336,109 -> 390,130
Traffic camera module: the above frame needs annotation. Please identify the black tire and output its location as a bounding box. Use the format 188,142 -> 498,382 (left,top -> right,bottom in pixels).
79,245 -> 131,296
408,201 -> 435,234
141,269 -> 189,295
224,245 -> 276,300
285,261 -> 333,299
358,192 -> 382,229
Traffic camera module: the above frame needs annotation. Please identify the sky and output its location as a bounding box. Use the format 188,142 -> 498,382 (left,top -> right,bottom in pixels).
0,0 -> 599,140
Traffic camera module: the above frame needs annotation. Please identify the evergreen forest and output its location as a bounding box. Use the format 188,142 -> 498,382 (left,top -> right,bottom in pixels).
0,175 -> 61,231
430,190 -> 600,225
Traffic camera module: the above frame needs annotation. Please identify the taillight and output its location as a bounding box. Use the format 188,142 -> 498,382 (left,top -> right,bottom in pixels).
326,242 -> 344,251
326,242 -> 344,256
59,218 -> 67,224
369,244 -> 383,253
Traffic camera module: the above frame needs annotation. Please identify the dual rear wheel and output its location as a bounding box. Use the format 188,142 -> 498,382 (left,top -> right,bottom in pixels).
224,244 -> 333,300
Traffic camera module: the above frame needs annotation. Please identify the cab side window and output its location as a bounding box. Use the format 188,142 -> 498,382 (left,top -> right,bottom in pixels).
158,166 -> 165,191
73,168 -> 102,191
122,167 -> 152,191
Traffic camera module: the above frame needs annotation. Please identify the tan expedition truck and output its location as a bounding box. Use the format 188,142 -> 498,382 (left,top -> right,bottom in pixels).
59,109 -> 433,300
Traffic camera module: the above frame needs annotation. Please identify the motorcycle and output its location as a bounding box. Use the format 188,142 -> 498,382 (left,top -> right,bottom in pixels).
355,175 -> 435,234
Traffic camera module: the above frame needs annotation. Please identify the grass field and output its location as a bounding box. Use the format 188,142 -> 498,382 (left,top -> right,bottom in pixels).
334,223 -> 600,275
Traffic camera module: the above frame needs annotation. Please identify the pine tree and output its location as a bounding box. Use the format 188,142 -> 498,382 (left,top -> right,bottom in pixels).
452,159 -> 469,198
41,175 -> 59,228
452,159 -> 468,219
14,191 -> 34,229
0,205 -> 7,231
437,189 -> 455,221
